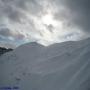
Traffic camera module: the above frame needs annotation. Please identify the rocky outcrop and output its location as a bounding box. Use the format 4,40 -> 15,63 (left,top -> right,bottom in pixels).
0,47 -> 13,56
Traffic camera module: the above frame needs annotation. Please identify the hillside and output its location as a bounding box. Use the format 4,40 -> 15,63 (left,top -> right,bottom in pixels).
0,39 -> 90,90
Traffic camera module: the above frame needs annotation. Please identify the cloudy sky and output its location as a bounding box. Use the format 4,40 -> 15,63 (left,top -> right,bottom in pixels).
0,0 -> 90,48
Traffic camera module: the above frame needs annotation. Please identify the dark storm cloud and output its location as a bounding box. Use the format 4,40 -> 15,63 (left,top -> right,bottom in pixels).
54,0 -> 90,32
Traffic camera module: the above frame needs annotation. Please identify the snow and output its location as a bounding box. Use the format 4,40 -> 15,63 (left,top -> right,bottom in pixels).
0,39 -> 90,90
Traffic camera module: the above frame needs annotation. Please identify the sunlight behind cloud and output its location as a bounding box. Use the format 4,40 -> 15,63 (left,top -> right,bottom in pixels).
41,14 -> 58,26
0,0 -> 89,47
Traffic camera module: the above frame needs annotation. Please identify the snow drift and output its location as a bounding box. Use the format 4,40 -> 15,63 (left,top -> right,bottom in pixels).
0,38 -> 90,90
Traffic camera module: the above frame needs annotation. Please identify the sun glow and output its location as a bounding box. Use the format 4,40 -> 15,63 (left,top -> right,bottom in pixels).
41,14 -> 58,26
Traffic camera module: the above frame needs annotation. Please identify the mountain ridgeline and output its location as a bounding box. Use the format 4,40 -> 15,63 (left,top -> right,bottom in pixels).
0,38 -> 90,90
0,47 -> 13,56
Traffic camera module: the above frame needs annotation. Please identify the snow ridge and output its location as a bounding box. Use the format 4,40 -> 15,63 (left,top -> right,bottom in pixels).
0,39 -> 90,90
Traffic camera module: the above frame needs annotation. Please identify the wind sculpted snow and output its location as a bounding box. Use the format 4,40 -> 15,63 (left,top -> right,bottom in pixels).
0,39 -> 90,90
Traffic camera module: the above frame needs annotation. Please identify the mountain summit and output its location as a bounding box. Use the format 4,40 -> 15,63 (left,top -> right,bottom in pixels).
0,38 -> 90,90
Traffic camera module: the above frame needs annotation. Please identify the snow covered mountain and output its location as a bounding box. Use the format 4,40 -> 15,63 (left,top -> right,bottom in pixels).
0,38 -> 90,90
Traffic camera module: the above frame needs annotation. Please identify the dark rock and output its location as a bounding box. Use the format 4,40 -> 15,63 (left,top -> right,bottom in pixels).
0,47 -> 13,56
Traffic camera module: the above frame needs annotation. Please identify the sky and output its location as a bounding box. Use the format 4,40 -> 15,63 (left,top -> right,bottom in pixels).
0,0 -> 90,48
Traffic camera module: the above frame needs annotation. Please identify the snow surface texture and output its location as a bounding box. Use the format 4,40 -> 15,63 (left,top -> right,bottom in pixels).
0,38 -> 90,90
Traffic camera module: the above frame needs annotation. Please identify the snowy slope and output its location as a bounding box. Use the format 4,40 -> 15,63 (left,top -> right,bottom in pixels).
0,38 -> 90,90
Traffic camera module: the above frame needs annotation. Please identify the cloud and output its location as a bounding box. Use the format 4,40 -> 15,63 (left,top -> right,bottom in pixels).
0,0 -> 43,21
0,27 -> 25,40
0,0 -> 89,47
0,27 -> 26,48
0,28 -> 11,37
53,0 -> 90,32
0,42 -> 16,49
